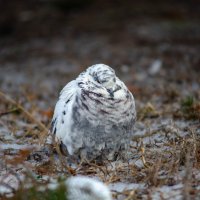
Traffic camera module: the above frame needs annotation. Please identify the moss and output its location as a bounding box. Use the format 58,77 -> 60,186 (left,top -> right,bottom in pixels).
181,96 -> 194,109
10,180 -> 67,200
180,96 -> 200,120
137,102 -> 160,121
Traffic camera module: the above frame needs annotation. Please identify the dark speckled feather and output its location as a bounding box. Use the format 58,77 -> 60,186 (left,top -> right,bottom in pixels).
49,64 -> 136,161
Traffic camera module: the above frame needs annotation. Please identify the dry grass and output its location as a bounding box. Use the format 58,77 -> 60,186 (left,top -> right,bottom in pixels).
0,87 -> 200,199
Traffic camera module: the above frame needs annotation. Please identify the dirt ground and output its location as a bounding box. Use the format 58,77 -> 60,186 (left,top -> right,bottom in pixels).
0,0 -> 200,199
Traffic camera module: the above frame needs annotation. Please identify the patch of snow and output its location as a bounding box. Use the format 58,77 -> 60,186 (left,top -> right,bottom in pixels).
134,159 -> 144,168
109,182 -> 145,193
0,185 -> 12,195
150,184 -> 183,200
0,143 -> 36,150
149,59 -> 162,75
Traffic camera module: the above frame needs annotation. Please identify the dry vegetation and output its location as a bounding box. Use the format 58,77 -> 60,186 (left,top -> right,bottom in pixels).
0,0 -> 200,199
0,86 -> 200,199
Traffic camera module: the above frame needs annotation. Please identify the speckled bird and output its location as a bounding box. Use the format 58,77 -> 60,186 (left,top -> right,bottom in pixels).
49,64 -> 136,161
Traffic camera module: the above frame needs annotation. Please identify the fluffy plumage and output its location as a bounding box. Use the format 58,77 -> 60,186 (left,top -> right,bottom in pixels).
50,64 -> 136,161
66,176 -> 112,200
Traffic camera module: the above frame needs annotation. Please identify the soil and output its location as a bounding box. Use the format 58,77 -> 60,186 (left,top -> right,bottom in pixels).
0,1 -> 200,199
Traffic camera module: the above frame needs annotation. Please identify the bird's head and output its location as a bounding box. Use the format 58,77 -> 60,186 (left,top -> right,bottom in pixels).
87,64 -> 117,90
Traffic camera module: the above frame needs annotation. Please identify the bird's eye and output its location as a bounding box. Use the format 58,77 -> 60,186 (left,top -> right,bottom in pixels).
93,75 -> 100,83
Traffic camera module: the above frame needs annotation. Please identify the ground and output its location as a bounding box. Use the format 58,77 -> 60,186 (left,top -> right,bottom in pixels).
0,1 -> 200,199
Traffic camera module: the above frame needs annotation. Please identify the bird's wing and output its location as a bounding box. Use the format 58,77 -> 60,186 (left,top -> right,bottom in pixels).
49,80 -> 78,154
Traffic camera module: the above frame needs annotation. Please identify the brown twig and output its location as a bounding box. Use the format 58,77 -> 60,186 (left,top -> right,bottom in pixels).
124,190 -> 136,200
0,90 -> 48,133
0,108 -> 20,117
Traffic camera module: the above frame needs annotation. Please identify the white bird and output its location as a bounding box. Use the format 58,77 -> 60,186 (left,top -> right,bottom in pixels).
66,176 -> 112,200
49,64 -> 136,161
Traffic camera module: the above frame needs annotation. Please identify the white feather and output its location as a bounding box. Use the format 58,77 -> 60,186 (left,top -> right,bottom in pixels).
66,176 -> 112,200
50,64 -> 136,160
51,80 -> 78,155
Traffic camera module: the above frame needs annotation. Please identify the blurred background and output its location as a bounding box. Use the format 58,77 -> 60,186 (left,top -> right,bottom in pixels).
0,2 -> 200,198
0,0 -> 200,111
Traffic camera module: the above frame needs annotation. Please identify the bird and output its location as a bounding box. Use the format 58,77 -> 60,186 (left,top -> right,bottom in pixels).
48,64 -> 136,162
66,176 -> 112,200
